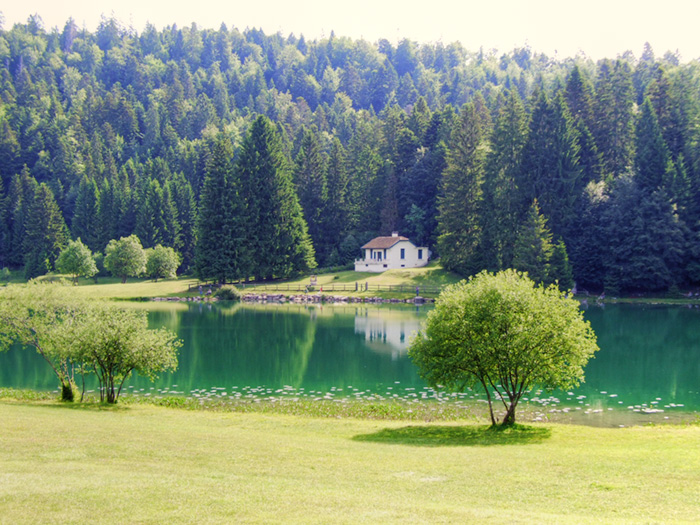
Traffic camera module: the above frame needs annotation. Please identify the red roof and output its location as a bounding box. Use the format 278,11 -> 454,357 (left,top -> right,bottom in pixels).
361,235 -> 410,249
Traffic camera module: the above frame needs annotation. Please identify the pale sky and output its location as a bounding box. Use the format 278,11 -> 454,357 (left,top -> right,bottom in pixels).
2,0 -> 699,61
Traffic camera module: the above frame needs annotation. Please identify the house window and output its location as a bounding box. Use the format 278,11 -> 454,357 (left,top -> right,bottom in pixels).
418,249 -> 423,259
400,248 -> 405,259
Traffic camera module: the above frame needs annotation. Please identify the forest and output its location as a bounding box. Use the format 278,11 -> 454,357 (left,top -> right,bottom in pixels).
1,14 -> 700,292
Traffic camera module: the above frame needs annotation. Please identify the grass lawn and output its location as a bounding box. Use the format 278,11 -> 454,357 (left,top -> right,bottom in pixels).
31,262 -> 462,301
1,401 -> 699,523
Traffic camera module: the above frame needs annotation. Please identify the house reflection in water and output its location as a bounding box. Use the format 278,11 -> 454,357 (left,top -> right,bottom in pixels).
353,309 -> 423,360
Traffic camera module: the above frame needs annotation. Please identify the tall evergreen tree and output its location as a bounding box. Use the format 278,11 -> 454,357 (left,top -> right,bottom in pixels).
168,174 -> 197,272
323,138 -> 351,264
512,199 -> 554,285
71,175 -> 101,252
593,59 -> 635,177
195,133 -> 244,284
23,183 -> 69,279
294,128 -> 329,265
237,116 -> 316,279
6,169 -> 38,268
437,102 -> 485,275
519,92 -> 581,240
482,90 -> 528,270
635,98 -> 671,192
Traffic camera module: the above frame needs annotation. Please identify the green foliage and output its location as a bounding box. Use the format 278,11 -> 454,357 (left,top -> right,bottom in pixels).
409,270 -> 598,426
56,238 -> 98,284
69,305 -> 181,403
104,235 -> 147,283
512,199 -> 553,285
195,133 -> 246,284
237,116 -> 316,280
0,283 -> 89,400
213,285 -> 242,301
23,183 -> 69,279
145,244 -> 180,281
437,102 -> 485,275
1,20 -> 700,293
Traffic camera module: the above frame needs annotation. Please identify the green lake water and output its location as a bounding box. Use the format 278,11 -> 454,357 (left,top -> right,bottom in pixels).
1,301 -> 699,423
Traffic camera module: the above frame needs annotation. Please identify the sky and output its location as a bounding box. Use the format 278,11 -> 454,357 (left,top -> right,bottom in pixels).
2,0 -> 700,61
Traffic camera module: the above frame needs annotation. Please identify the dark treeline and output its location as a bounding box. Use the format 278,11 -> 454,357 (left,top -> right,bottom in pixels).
1,14 -> 699,291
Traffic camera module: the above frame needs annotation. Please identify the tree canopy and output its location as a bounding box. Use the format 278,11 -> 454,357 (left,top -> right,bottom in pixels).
104,235 -> 147,283
0,16 -> 699,293
409,270 -> 598,426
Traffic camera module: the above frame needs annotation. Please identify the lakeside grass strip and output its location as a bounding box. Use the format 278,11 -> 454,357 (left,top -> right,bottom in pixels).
1,400 -> 699,523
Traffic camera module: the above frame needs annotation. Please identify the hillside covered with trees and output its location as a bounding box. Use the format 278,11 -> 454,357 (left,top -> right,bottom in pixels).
1,14 -> 700,292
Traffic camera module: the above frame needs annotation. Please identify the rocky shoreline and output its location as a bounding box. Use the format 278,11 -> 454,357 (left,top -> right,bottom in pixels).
153,293 -> 434,304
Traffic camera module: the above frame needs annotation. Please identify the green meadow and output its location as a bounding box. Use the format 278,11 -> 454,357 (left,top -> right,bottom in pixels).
1,400 -> 698,523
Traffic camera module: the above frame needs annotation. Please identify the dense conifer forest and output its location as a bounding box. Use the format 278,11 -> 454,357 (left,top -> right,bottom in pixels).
1,14 -> 700,292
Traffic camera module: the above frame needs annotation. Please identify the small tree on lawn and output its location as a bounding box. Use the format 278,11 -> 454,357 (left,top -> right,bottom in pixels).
0,282 -> 88,401
409,269 -> 598,426
104,235 -> 147,283
145,244 -> 181,281
71,305 -> 181,403
56,238 -> 98,284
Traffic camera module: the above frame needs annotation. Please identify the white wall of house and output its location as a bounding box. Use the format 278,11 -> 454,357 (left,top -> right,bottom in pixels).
354,241 -> 429,272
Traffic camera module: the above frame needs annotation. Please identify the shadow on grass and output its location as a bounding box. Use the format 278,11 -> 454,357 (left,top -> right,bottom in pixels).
353,424 -> 551,447
9,400 -> 130,412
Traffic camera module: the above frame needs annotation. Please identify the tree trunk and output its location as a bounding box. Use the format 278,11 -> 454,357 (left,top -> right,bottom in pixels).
501,402 -> 517,426
60,381 -> 74,402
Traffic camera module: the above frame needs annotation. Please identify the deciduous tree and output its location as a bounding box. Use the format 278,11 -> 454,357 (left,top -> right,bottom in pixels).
409,270 -> 598,426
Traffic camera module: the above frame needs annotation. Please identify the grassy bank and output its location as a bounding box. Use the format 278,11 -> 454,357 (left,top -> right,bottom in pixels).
1,400 -> 699,523
30,262 -> 461,301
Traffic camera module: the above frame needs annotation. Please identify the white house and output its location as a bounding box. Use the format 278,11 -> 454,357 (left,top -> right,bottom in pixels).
354,232 -> 429,272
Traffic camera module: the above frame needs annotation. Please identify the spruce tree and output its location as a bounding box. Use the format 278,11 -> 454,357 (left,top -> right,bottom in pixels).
437,102 -> 485,276
593,59 -> 635,177
520,92 -> 582,240
294,128 -> 329,265
512,200 -> 553,285
23,183 -> 69,279
195,133 -> 243,284
635,98 -> 671,192
482,90 -> 528,270
71,175 -> 101,252
236,116 -> 316,280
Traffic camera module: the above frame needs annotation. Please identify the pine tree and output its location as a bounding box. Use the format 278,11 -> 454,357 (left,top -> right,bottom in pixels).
236,116 -> 316,280
71,175 -> 101,252
437,102 -> 485,275
324,138 -> 351,264
482,90 -> 528,270
512,200 -> 553,285
134,178 -> 166,249
520,92 -> 582,240
294,128 -> 329,265
23,183 -> 69,279
593,59 -> 635,177
168,174 -> 197,272
7,169 -> 38,268
635,98 -> 671,192
548,239 -> 575,290
195,133 -> 244,284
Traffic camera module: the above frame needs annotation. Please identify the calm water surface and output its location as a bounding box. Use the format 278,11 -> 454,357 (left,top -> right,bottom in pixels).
1,301 -> 699,423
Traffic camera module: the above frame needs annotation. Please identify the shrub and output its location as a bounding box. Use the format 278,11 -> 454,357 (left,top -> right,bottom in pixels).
214,285 -> 242,301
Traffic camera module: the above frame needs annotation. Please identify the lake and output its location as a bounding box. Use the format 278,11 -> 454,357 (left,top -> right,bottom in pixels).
1,301 -> 699,424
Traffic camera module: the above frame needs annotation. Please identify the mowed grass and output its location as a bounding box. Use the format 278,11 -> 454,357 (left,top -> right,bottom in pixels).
238,262 -> 463,297
41,276 -> 200,300
1,401 -> 699,524
37,261 -> 461,301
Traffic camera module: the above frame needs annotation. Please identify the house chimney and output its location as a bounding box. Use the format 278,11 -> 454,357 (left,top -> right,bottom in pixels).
391,231 -> 399,237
